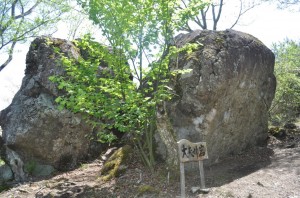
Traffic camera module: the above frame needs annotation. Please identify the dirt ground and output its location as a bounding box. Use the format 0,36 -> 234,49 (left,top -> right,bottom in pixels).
0,130 -> 299,198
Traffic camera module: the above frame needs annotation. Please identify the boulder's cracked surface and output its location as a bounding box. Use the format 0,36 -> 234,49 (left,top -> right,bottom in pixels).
156,30 -> 276,167
0,37 -> 99,171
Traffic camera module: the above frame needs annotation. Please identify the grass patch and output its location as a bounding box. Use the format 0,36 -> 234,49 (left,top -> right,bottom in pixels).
136,185 -> 159,196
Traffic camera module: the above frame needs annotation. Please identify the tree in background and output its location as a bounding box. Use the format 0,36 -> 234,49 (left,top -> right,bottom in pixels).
267,0 -> 300,9
179,0 -> 261,31
269,40 -> 300,124
0,0 -> 72,72
61,3 -> 101,41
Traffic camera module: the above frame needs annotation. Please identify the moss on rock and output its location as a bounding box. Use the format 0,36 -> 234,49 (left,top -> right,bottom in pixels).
100,145 -> 132,181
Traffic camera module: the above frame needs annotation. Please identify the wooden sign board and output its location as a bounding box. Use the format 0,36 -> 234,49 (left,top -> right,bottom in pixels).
177,139 -> 208,163
177,139 -> 209,198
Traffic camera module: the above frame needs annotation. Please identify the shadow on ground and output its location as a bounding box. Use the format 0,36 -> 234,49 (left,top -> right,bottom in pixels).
267,147 -> 300,172
36,183 -> 115,198
184,146 -> 274,189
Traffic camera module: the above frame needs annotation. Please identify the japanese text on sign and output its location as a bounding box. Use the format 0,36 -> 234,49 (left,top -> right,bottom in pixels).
177,139 -> 208,162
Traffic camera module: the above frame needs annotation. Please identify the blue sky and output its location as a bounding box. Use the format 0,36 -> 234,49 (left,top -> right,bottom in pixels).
0,1 -> 300,110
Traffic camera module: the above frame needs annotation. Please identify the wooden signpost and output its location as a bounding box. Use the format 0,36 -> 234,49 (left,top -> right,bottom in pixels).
177,139 -> 209,198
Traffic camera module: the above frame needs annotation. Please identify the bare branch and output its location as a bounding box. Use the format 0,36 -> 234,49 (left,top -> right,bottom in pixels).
230,1 -> 260,29
184,22 -> 193,32
15,2 -> 40,20
200,7 -> 209,29
180,0 -> 188,8
229,0 -> 243,29
194,15 -> 203,29
179,0 -> 259,31
215,0 -> 223,23
212,5 -> 216,30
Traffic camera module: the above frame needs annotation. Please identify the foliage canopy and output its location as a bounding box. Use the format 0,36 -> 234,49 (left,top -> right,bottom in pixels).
51,0 -> 206,169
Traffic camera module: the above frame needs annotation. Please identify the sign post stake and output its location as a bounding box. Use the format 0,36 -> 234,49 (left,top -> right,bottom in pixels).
180,162 -> 185,198
199,160 -> 206,189
177,139 -> 209,197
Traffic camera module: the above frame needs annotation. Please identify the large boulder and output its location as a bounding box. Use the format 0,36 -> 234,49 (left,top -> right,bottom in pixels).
156,29 -> 276,167
0,37 -> 101,171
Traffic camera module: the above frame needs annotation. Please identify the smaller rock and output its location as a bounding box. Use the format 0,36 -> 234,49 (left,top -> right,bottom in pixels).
191,187 -> 200,193
100,147 -> 118,161
0,164 -> 13,182
286,143 -> 296,149
273,129 -> 287,140
31,164 -> 55,177
257,181 -> 264,187
284,123 -> 297,130
191,187 -> 210,194
267,135 -> 281,147
200,188 -> 210,194
6,147 -> 26,182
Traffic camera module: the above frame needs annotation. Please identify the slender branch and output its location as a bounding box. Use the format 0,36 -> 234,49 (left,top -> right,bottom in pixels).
14,2 -> 40,20
212,4 -> 216,30
130,58 -> 140,82
0,0 -> 10,27
229,0 -> 260,29
1,0 -> 40,41
138,29 -> 143,82
194,14 -> 205,29
0,40 -> 16,72
212,0 -> 223,30
142,48 -> 151,66
0,14 -> 60,71
215,0 -> 223,23
180,0 -> 188,9
179,0 -> 196,32
200,7 -> 209,29
1,29 -> 4,48
0,15 -> 58,51
183,22 -> 193,32
229,0 -> 243,29
0,0 -> 25,72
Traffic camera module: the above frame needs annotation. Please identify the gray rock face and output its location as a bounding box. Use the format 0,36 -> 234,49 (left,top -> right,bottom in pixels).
30,164 -> 55,177
156,30 -> 276,167
0,164 -> 13,183
0,37 -> 97,171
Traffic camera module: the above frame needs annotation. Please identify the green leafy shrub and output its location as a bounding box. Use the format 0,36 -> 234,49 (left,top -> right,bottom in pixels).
50,0 -> 207,172
24,160 -> 37,175
269,40 -> 300,124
